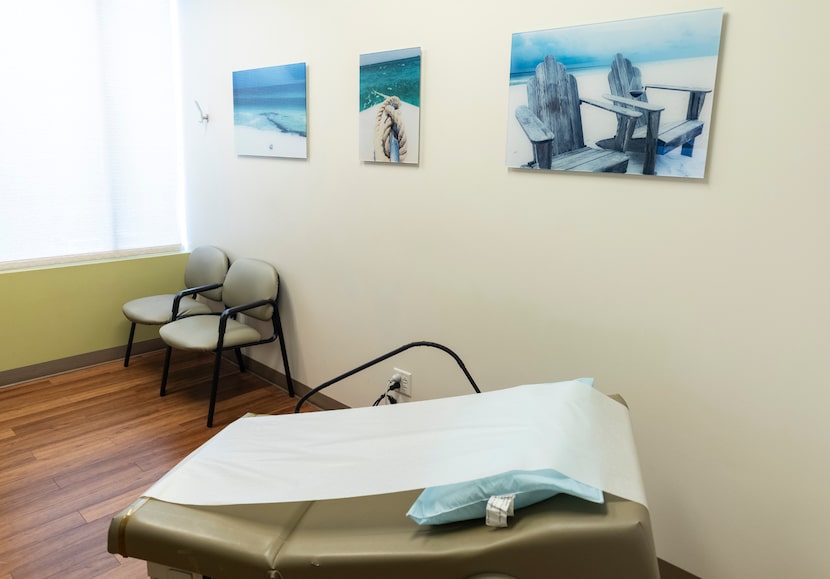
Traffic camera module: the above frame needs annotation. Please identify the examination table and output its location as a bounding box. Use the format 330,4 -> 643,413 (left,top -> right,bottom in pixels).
107,380 -> 660,578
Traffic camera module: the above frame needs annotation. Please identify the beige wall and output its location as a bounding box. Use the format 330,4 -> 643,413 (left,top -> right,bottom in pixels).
172,1 -> 828,577
0,253 -> 189,373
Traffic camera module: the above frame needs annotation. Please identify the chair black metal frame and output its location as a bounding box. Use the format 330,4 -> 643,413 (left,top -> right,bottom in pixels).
122,245 -> 229,367
124,280 -> 224,364
160,268 -> 294,428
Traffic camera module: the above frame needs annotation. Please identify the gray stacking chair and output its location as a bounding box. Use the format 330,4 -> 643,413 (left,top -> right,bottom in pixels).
122,246 -> 229,367
158,258 -> 294,427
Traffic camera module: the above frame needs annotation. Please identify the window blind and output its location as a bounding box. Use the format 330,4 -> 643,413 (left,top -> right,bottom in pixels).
0,0 -> 183,269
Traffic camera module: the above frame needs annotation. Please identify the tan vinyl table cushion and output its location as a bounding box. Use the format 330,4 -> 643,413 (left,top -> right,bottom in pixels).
109,490 -> 658,579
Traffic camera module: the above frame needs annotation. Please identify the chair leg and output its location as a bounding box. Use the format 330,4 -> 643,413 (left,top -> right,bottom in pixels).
681,137 -> 696,158
124,323 -> 136,367
275,314 -> 295,398
207,349 -> 224,428
160,347 -> 173,396
642,109 -> 661,176
235,348 -> 246,372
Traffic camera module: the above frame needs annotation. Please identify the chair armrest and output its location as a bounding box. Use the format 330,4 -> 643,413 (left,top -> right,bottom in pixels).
584,97 -> 642,154
175,282 -> 223,299
172,283 -> 223,318
216,299 -> 277,347
645,85 -> 711,121
581,96 -> 644,118
600,94 -> 664,113
645,83 -> 712,95
515,105 -> 554,144
220,299 -> 275,320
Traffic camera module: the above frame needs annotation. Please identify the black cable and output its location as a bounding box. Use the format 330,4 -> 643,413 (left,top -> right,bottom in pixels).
294,341 -> 480,413
372,377 -> 401,406
371,390 -> 398,406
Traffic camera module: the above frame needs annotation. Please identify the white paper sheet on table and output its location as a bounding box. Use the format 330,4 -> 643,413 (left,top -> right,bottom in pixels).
142,379 -> 648,508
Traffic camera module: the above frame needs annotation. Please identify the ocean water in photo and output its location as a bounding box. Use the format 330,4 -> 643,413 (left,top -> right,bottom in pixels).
359,55 -> 421,111
233,80 -> 307,137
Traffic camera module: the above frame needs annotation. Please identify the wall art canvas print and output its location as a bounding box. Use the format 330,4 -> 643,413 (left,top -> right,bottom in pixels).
506,8 -> 723,178
233,62 -> 307,158
359,47 -> 421,164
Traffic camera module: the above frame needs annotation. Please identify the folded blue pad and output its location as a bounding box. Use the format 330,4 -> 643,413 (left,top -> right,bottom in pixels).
407,376 -> 602,526
406,468 -> 604,525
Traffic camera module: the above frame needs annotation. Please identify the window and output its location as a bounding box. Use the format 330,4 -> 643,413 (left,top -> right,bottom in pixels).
0,0 -> 184,269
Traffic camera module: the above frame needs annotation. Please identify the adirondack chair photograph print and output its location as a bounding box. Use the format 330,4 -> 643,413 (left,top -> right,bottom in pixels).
506,9 -> 723,179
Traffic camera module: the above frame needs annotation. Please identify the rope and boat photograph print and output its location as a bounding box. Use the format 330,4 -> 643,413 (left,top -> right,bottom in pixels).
359,47 -> 422,164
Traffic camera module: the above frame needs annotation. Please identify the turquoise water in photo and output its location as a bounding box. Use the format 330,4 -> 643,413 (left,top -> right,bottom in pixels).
359,55 -> 421,111
233,82 -> 307,137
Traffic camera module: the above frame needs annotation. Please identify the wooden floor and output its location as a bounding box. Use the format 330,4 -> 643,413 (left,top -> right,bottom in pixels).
0,350 -> 309,579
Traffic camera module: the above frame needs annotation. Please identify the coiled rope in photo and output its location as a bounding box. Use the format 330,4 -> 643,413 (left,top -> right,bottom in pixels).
373,95 -> 408,162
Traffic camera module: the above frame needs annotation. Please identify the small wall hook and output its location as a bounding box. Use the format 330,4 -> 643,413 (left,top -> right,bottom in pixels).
194,100 -> 209,124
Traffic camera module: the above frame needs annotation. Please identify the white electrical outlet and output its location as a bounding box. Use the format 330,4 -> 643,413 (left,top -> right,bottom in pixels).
394,368 -> 412,397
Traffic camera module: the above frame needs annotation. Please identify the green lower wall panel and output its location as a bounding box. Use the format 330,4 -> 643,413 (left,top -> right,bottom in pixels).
0,253 -> 189,372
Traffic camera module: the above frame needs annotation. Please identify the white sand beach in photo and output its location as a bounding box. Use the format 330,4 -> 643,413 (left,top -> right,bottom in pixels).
235,125 -> 307,159
506,57 -> 717,177
359,101 -> 420,164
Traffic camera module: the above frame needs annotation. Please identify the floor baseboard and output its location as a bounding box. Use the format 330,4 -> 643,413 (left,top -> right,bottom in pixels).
0,339 -> 165,388
0,340 -> 347,413
240,354 -> 347,412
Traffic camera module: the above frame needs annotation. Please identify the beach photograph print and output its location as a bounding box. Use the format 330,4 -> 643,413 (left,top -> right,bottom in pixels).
233,62 -> 307,158
506,9 -> 723,178
359,47 -> 421,164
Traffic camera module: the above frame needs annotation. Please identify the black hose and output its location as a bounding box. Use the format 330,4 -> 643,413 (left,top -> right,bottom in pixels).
293,341 -> 480,413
